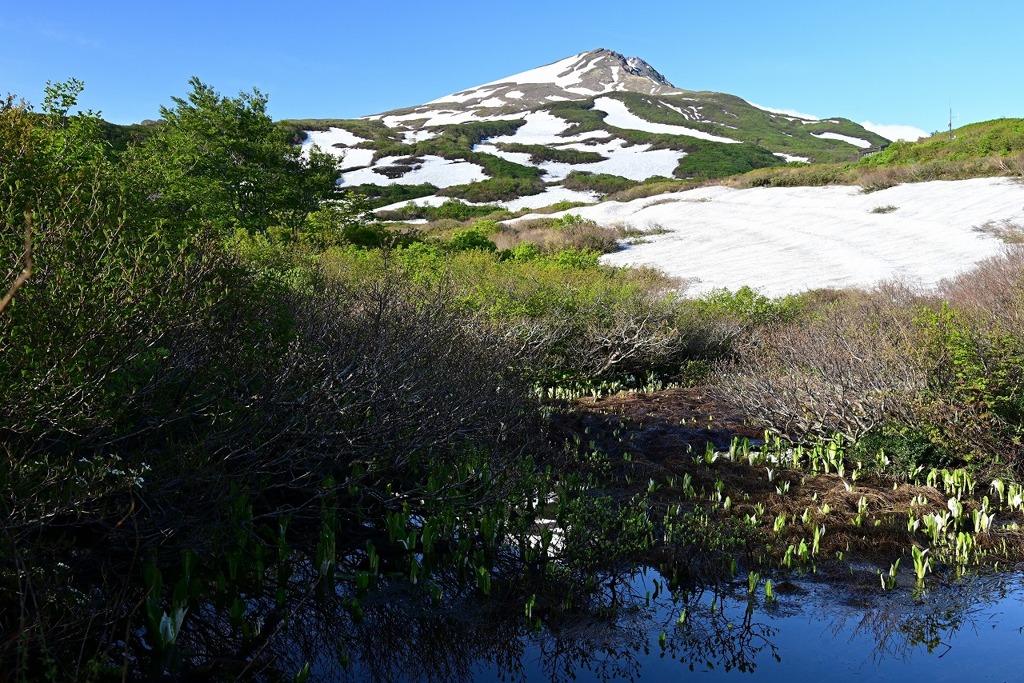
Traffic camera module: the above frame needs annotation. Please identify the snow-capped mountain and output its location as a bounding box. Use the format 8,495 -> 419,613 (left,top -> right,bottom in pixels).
298,49 -> 891,211
421,49 -> 677,112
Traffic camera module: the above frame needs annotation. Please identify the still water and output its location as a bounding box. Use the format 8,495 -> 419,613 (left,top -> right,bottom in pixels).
341,567 -> 1024,682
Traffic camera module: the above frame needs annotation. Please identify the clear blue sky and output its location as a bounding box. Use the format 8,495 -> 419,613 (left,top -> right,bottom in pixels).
3,0 -> 1020,136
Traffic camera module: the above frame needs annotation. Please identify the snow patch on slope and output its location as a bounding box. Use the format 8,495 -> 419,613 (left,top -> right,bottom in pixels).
341,156 -> 488,188
540,143 -> 683,181
774,153 -> 811,163
479,111 -> 608,147
403,129 -> 439,143
476,53 -> 591,90
303,127 -> 368,149
811,132 -> 872,148
501,186 -> 600,211
472,145 -> 534,166
594,97 -> 739,143
380,108 -> 518,128
302,128 -> 376,169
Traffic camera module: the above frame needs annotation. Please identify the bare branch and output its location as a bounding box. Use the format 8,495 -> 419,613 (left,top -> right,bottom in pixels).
0,211 -> 33,314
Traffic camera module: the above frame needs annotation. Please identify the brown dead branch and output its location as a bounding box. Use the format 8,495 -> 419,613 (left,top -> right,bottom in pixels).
0,211 -> 32,314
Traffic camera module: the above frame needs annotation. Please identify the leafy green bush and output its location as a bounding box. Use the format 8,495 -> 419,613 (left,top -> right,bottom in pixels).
495,142 -> 607,164
674,141 -> 783,179
506,240 -> 543,262
550,247 -> 601,269
912,303 -> 1024,465
732,163 -> 852,188
854,424 -> 956,473
378,198 -> 509,222
350,182 -> 439,209
697,286 -> 803,325
562,171 -> 638,195
449,227 -> 497,252
433,198 -> 506,220
439,177 -> 545,202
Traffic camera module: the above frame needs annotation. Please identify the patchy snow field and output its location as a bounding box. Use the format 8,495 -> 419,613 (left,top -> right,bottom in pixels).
538,143 -> 682,181
375,195 -> 453,213
774,153 -> 811,163
593,97 -> 739,143
484,111 -> 573,144
302,128 -> 376,169
374,186 -> 599,214
302,127 -> 367,149
500,186 -> 600,211
340,155 -> 488,188
520,178 -> 1024,296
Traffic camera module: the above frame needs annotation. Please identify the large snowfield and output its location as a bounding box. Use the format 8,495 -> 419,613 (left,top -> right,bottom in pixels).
519,177 -> 1024,296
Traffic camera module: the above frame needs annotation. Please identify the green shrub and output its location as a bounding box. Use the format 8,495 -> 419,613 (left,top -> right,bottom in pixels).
854,424 -> 956,473
439,177 -> 545,202
732,163 -> 852,188
449,227 -> 497,252
674,141 -> 783,179
550,248 -> 601,270
507,241 -> 543,262
470,219 -> 502,233
495,142 -> 607,164
432,198 -> 504,220
697,286 -> 803,325
913,304 -> 1024,465
563,171 -> 638,195
350,182 -> 439,209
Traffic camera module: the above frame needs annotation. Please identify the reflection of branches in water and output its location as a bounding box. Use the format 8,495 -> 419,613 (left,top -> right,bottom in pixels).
824,599 -> 960,662
660,585 -> 779,674
348,589 -> 527,683
528,568 -> 780,679
508,567 -> 655,683
166,561 -> 1024,681
321,566 -> 653,683
164,563 -> 530,682
817,575 -> 1018,664
339,567 -> 784,682
531,618 -> 646,683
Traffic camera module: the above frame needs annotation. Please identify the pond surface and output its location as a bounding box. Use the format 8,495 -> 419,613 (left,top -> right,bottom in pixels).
341,567 -> 1024,682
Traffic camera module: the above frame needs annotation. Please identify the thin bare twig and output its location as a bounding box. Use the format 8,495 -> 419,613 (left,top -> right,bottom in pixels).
0,210 -> 33,314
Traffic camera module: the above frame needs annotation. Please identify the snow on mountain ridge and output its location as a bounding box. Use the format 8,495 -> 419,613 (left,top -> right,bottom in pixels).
423,49 -> 679,110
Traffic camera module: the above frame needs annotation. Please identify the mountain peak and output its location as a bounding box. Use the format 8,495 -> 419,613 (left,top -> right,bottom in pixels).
577,49 -> 671,89
412,49 -> 681,113
596,49 -> 674,87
